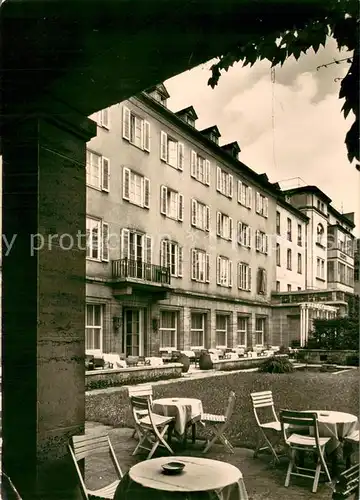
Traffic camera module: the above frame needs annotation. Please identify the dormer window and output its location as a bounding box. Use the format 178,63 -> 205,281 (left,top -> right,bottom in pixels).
146,83 -> 170,108
221,142 -> 241,160
175,106 -> 198,129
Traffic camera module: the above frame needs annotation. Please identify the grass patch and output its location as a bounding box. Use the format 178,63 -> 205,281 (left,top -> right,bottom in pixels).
86,369 -> 359,450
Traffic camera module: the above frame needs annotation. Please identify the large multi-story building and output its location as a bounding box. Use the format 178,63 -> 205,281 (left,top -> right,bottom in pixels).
84,84 -> 357,356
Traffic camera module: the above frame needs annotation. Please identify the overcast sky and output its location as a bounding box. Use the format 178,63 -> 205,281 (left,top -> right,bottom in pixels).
165,37 -> 360,235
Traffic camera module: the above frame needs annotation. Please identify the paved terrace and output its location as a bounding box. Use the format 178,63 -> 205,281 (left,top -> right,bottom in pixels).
85,421 -> 335,500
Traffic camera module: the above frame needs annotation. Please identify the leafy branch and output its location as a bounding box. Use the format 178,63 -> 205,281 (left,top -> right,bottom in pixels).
208,0 -> 359,163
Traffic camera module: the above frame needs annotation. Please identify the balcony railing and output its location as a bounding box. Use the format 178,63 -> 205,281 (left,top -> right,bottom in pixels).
111,258 -> 171,285
271,290 -> 342,305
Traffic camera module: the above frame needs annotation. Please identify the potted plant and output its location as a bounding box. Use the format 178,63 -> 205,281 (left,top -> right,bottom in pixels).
177,353 -> 190,373
199,351 -> 213,370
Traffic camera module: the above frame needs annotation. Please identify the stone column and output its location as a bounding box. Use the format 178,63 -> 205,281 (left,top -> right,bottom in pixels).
2,106 -> 96,499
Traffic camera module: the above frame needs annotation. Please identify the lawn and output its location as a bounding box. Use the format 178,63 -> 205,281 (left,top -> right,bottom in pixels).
86,369 -> 359,449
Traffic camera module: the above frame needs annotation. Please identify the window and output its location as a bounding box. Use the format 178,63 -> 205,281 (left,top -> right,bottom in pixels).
86,304 -> 103,353
190,312 -> 206,347
91,108 -> 110,129
191,249 -> 210,283
327,261 -> 335,282
122,167 -> 150,208
255,230 -> 268,254
276,243 -> 280,266
316,257 -> 325,279
255,192 -> 268,217
86,218 -> 109,262
238,262 -> 251,291
276,211 -> 281,235
338,262 -> 346,284
216,314 -> 229,347
160,131 -> 184,170
159,311 -> 178,348
297,224 -> 302,246
160,186 -> 184,221
150,90 -> 167,107
297,287 -> 302,291
287,218 -> 292,241
191,151 -> 210,185
287,284 -> 292,292
216,212 -> 233,241
347,266 -> 354,286
120,229 -> 152,277
286,249 -> 292,270
160,240 -> 183,278
297,253 -> 302,274
217,256 -> 233,287
237,181 -> 252,209
122,106 -> 150,151
191,199 -> 210,231
317,224 -> 324,245
86,150 -> 110,192
338,231 -> 346,252
255,317 -> 265,346
237,316 -> 248,347
210,133 -> 219,145
257,268 -> 267,295
237,222 -> 251,248
216,166 -> 233,198
276,281 -> 280,292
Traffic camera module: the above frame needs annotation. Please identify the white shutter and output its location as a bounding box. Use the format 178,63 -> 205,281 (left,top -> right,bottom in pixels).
216,212 -> 221,236
144,235 -> 152,264
228,260 -> 233,287
160,131 -> 168,161
237,181 -> 242,204
216,257 -> 221,285
265,234 -> 269,254
247,187 -> 253,209
178,142 -> 184,171
255,230 -> 260,251
178,194 -> 184,221
248,267 -> 252,291
160,186 -> 167,215
121,228 -> 130,259
101,157 -> 110,192
160,240 -> 167,268
229,217 -> 233,241
191,249 -> 196,280
237,263 -> 241,289
143,177 -> 150,208
143,120 -> 151,152
178,246 -> 183,277
256,192 -> 261,213
264,197 -> 269,218
228,174 -> 233,198
191,150 -> 197,177
191,199 -> 197,226
205,206 -> 210,232
205,160 -> 210,185
123,167 -> 130,200
247,227 -> 252,248
101,222 -> 109,262
205,253 -> 210,283
237,222 -> 242,244
216,166 -> 221,191
101,108 -> 110,129
122,106 -> 131,140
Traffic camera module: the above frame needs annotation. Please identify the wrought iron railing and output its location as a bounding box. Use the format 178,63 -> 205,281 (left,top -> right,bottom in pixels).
111,258 -> 171,285
271,291 -> 337,304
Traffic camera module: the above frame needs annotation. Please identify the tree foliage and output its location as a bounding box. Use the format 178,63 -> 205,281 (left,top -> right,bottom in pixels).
208,0 -> 359,163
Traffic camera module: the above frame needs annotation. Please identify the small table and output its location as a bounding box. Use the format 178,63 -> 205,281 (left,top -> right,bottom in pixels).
152,397 -> 203,439
114,456 -> 249,500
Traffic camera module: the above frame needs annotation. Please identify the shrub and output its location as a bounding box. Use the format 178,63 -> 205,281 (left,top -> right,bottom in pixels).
199,352 -> 213,370
258,356 -> 294,374
177,353 -> 190,373
278,345 -> 290,355
295,350 -> 308,362
346,354 -> 359,366
327,353 -> 345,365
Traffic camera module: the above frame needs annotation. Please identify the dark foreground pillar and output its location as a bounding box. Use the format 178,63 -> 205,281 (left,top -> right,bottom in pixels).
1,105 -> 96,499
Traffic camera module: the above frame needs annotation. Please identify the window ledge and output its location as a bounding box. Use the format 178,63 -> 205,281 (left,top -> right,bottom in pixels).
316,276 -> 326,282
316,242 -> 326,249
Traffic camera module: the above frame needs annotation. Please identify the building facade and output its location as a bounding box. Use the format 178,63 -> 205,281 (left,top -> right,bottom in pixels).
85,86 -> 281,357
84,85 -> 357,356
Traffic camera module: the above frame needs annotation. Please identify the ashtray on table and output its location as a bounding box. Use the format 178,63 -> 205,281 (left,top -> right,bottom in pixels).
161,461 -> 186,475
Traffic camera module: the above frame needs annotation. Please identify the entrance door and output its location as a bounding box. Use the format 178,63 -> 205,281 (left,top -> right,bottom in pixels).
124,308 -> 143,356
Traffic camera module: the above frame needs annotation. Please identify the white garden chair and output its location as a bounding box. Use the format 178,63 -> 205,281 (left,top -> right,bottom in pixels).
200,391 -> 236,454
128,385 -> 153,439
280,410 -> 331,493
250,390 -> 283,464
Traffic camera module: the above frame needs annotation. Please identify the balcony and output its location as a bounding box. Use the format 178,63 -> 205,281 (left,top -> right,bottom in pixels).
111,259 -> 171,298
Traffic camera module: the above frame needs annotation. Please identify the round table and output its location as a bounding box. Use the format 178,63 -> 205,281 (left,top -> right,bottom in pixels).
306,410 -> 359,454
152,398 -> 203,436
114,456 -> 249,500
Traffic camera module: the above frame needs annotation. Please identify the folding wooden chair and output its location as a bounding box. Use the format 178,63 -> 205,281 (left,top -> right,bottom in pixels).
200,391 -> 236,454
128,385 -> 153,439
280,410 -> 332,493
68,433 -> 123,500
130,395 -> 175,460
332,464 -> 360,500
250,390 -> 284,464
343,430 -> 359,468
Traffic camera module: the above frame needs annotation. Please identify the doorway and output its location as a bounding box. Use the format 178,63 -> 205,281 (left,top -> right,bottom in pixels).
123,308 -> 144,356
